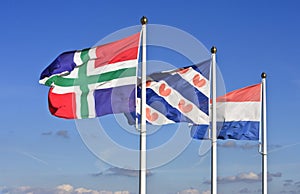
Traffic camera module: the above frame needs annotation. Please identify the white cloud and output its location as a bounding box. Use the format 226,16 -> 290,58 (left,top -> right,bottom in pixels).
0,184 -> 132,194
238,172 -> 260,181
56,184 -> 74,192
177,188 -> 211,194
216,172 -> 260,183
201,190 -> 210,194
74,187 -> 92,193
98,191 -> 113,194
17,185 -> 32,192
177,188 -> 200,194
113,191 -> 130,194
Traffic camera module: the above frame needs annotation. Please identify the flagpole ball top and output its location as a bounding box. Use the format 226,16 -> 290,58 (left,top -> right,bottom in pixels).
211,46 -> 217,54
140,16 -> 148,25
261,72 -> 267,78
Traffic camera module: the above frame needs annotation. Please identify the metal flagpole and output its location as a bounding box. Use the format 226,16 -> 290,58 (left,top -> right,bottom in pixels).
261,72 -> 268,194
210,46 -> 217,194
139,16 -> 148,194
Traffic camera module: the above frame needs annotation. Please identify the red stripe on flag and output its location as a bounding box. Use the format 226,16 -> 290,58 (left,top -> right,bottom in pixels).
48,88 -> 77,119
216,83 -> 261,102
94,32 -> 140,68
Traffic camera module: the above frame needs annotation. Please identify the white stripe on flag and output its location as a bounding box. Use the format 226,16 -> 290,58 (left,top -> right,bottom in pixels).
87,86 -> 96,118
73,86 -> 82,119
177,67 -> 210,97
86,59 -> 137,76
73,51 -> 83,66
52,85 -> 76,94
136,98 -> 175,125
220,101 -> 261,121
88,47 -> 97,59
62,67 -> 79,79
148,80 -> 209,124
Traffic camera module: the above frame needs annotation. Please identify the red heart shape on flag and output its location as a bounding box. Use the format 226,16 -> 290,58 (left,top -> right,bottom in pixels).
178,99 -> 193,113
146,107 -> 159,122
146,80 -> 152,87
193,74 -> 206,88
178,68 -> 189,74
159,83 -> 171,96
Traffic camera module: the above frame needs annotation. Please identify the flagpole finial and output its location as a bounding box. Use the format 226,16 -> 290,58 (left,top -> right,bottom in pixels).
211,46 -> 217,54
140,16 -> 148,25
261,72 -> 267,78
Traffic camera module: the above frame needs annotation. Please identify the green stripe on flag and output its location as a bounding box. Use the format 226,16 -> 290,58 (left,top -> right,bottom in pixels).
80,49 -> 90,63
78,50 -> 90,118
47,67 -> 136,87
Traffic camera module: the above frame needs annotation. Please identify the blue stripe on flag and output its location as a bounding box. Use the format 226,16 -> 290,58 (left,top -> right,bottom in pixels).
143,88 -> 194,123
94,85 -> 136,116
217,121 -> 259,140
191,121 -> 259,140
40,51 -> 77,80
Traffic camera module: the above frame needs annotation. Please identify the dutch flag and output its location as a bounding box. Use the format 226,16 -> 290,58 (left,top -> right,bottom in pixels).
192,83 -> 262,140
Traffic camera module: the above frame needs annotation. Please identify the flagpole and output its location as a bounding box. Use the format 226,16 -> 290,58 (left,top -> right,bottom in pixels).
261,72 -> 268,194
139,16 -> 148,194
211,46 -> 217,194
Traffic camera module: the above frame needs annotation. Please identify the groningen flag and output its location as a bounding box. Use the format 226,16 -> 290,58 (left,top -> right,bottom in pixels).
192,83 -> 262,140
126,59 -> 210,126
39,32 -> 141,119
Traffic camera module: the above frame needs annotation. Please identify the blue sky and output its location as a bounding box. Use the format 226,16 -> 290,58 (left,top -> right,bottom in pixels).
1,1 -> 300,194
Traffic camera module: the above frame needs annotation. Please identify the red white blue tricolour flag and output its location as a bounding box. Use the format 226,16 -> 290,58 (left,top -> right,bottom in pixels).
192,83 -> 262,140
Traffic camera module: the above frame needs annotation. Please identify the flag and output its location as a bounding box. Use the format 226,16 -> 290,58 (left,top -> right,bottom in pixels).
125,59 -> 211,126
39,32 -> 141,119
191,83 -> 262,140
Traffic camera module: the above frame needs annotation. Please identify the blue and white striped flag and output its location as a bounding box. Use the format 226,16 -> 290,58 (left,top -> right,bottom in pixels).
125,59 -> 210,126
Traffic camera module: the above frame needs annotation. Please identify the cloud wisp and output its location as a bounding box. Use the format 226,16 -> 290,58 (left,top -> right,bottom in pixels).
218,141 -> 258,150
92,167 -> 153,177
203,171 -> 282,184
56,130 -> 69,138
41,131 -> 53,136
20,151 -> 49,166
41,130 -> 70,139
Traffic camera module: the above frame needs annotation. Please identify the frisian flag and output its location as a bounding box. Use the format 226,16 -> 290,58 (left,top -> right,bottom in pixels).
125,59 -> 211,126
191,83 -> 262,140
39,32 -> 141,119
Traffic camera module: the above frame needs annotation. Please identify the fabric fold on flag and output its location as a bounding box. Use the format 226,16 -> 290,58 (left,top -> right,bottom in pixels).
191,83 -> 262,140
39,32 -> 141,119
125,59 -> 211,127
